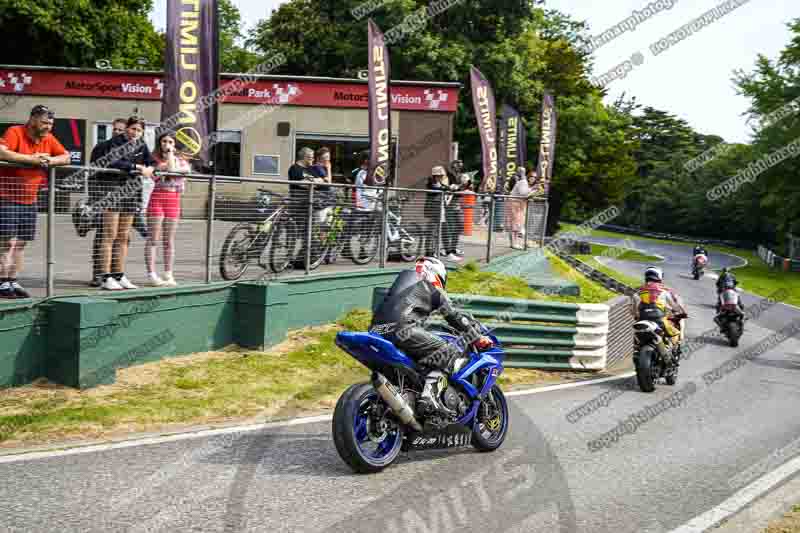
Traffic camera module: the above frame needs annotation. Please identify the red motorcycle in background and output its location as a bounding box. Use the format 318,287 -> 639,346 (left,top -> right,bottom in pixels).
692,253 -> 708,280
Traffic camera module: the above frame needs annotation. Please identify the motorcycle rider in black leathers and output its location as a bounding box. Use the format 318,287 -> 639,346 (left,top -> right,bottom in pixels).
369,257 -> 493,415
693,244 -> 708,257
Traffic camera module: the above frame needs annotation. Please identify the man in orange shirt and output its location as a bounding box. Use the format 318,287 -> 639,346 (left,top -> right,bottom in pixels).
0,105 -> 70,299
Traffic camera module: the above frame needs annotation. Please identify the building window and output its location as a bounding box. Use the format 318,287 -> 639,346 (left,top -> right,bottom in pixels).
213,130 -> 242,178
295,133 -> 397,183
253,155 -> 280,176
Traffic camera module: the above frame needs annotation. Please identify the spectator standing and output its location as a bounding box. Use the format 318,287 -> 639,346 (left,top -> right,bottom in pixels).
347,151 -> 381,260
423,165 -> 447,257
0,105 -> 70,299
442,160 -> 466,261
88,118 -> 127,287
145,133 -> 191,287
505,167 -> 532,249
288,147 -> 322,267
92,116 -> 156,291
310,147 -> 336,223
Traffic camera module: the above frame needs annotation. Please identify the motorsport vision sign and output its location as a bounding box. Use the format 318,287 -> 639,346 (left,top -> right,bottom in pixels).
161,0 -> 220,169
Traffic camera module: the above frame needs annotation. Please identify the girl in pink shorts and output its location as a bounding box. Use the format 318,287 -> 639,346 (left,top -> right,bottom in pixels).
145,133 -> 191,286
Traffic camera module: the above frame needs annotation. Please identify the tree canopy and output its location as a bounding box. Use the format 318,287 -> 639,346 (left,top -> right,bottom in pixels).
0,0 -> 164,69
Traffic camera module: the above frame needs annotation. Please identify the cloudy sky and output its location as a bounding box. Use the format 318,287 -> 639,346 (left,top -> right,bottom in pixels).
150,0 -> 800,143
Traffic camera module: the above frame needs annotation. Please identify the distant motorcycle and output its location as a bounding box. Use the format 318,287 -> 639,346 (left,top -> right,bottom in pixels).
692,253 -> 708,280
633,310 -> 687,392
715,286 -> 745,347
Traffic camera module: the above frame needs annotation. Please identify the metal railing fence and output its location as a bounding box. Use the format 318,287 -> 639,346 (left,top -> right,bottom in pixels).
0,162 -> 548,299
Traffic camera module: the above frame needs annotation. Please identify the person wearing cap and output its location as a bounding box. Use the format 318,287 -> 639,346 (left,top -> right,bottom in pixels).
0,105 -> 70,299
424,165 -> 448,257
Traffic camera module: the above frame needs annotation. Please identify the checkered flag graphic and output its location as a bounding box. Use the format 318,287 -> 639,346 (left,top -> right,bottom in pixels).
273,84 -> 300,104
424,89 -> 448,109
4,72 -> 33,92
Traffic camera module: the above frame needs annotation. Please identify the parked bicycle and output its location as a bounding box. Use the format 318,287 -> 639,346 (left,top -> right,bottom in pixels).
349,196 -> 423,265
219,189 -> 299,280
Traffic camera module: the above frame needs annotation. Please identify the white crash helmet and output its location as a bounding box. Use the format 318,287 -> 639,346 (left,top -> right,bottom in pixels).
644,266 -> 663,283
415,257 -> 447,289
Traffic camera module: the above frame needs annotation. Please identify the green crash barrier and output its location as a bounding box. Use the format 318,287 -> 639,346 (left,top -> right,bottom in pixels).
371,289 -> 611,371
0,268 -> 404,389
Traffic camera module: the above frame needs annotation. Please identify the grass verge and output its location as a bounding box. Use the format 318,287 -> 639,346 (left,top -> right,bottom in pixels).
575,255 -> 642,289
587,243 -> 662,263
0,258 -> 614,449
449,259 -> 615,304
763,504 -> 800,532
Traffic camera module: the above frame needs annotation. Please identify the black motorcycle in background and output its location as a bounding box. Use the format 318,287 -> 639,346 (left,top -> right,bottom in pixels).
715,286 -> 745,347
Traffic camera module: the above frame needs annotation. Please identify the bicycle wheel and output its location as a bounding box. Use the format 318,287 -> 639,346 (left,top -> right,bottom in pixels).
269,217 -> 299,274
350,218 -> 380,265
399,222 -> 424,262
308,220 -> 331,270
219,223 -> 255,281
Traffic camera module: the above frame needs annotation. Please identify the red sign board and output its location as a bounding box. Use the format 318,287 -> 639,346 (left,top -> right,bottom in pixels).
0,69 -> 459,112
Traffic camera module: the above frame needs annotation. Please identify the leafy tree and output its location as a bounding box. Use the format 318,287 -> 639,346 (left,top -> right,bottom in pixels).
0,0 -> 164,69
733,17 -> 800,247
250,0 -> 637,234
219,0 -> 260,72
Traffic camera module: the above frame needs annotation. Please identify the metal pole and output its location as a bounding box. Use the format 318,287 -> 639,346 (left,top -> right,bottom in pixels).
305,184 -> 315,276
523,199 -> 531,251
46,167 -> 56,297
486,194 -> 496,264
204,174 -> 217,284
541,200 -> 550,247
437,192 -> 445,259
378,186 -> 390,268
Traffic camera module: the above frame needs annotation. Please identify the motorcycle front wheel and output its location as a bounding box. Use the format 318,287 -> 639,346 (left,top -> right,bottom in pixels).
332,382 -> 405,474
472,385 -> 510,452
635,345 -> 657,392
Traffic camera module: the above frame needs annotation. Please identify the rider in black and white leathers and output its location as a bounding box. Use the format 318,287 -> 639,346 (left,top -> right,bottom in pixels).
371,270 -> 482,372
370,258 -> 491,413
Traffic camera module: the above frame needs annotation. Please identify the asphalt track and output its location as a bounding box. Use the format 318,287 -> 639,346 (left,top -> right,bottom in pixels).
2,237 -> 800,532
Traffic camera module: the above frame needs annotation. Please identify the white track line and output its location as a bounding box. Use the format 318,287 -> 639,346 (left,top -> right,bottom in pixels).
0,373 -> 635,464
668,454 -> 800,532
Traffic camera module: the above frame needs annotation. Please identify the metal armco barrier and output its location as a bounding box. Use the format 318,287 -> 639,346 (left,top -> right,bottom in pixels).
605,295 -> 635,369
758,245 -> 800,272
372,289 -> 612,370
593,223 -> 757,250
555,251 -> 636,296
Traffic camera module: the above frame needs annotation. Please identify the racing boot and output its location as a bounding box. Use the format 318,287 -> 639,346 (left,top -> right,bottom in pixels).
419,371 -> 454,417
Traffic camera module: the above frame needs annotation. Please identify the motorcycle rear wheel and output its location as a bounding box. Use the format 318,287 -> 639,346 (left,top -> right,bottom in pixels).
332,382 -> 405,474
635,345 -> 657,392
472,385 -> 510,452
726,322 -> 741,347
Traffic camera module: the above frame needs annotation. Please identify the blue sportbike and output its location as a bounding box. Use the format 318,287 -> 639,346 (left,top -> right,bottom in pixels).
332,322 -> 509,473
